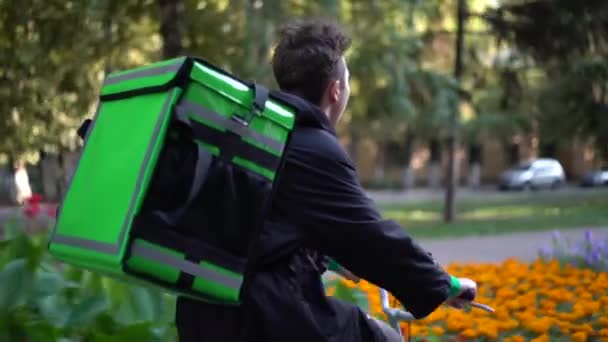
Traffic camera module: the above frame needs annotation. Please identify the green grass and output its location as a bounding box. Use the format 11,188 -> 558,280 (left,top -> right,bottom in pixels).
379,189 -> 608,239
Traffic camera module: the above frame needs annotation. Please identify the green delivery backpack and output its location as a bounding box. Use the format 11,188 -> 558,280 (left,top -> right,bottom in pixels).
48,56 -> 296,305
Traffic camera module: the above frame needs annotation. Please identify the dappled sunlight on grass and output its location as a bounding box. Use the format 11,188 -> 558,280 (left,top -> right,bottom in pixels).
460,205 -> 570,220
383,209 -> 440,222
461,206 -> 537,220
378,190 -> 608,239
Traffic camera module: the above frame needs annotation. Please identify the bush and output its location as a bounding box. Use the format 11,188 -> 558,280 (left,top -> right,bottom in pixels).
0,211 -> 177,341
539,230 -> 608,272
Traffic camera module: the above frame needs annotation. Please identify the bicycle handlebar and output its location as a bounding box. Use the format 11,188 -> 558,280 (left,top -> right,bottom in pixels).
330,262 -> 495,336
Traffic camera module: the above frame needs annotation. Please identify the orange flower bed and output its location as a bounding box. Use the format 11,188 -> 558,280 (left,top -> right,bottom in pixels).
326,258 -> 608,341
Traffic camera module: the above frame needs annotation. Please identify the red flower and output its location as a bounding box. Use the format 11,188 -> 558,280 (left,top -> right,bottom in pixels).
23,193 -> 44,218
47,205 -> 57,218
24,203 -> 41,218
27,193 -> 43,204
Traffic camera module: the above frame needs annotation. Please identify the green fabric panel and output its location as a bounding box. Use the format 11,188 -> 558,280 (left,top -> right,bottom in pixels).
102,73 -> 177,97
241,136 -> 281,157
188,62 -> 295,132
125,240 -> 183,284
55,92 -> 170,246
105,57 -> 184,79
191,261 -> 242,303
48,244 -> 123,275
232,157 -> 275,180
264,99 -> 297,130
182,82 -> 289,156
131,89 -> 182,216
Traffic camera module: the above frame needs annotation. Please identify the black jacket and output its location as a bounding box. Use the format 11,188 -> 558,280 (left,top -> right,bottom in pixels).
175,91 -> 452,342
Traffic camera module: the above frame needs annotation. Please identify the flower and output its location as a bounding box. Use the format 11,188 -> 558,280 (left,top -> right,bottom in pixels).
23,193 -> 44,218
460,329 -> 477,339
23,204 -> 41,218
571,331 -> 587,342
326,254 -> 608,341
504,336 -> 525,342
530,334 -> 550,342
26,193 -> 43,204
47,205 -> 57,218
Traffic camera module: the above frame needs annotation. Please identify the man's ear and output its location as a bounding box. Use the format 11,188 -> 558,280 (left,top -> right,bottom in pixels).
329,79 -> 341,103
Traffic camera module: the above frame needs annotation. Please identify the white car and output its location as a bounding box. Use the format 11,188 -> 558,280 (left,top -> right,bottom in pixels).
580,168 -> 608,187
499,158 -> 566,190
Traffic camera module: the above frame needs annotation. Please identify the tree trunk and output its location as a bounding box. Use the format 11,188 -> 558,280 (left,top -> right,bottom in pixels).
158,0 -> 185,59
505,142 -> 519,166
5,153 -> 17,204
428,139 -> 442,189
540,142 -> 557,159
444,0 -> 466,222
467,143 -> 482,188
373,142 -> 386,183
400,131 -> 415,190
40,152 -> 61,202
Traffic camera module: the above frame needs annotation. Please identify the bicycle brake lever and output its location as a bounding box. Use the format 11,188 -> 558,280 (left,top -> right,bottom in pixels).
470,302 -> 495,313
457,288 -> 495,313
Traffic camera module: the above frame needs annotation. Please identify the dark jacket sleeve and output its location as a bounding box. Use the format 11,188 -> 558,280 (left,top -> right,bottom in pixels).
273,129 -> 451,319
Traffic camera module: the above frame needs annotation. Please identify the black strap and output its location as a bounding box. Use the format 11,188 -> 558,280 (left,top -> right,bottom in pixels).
152,144 -> 212,226
133,225 -> 246,274
241,83 -> 269,124
176,112 -> 281,172
252,83 -> 268,111
177,255 -> 198,289
77,119 -> 92,141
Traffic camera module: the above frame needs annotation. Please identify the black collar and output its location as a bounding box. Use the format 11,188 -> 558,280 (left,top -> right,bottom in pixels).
269,90 -> 336,136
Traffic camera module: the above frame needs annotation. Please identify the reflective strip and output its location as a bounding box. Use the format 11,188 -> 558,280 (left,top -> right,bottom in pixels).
104,62 -> 183,86
131,241 -> 243,290
119,91 -> 177,249
176,101 -> 285,154
51,90 -> 178,255
52,235 -> 119,254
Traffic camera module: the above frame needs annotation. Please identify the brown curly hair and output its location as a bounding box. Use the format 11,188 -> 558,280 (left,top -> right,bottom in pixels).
272,19 -> 352,105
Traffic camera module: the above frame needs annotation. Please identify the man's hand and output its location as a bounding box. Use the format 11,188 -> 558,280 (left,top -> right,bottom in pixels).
445,277 -> 477,309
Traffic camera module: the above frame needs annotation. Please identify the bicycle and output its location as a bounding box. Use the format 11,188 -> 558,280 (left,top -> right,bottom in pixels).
331,265 -> 495,342
380,287 -> 494,341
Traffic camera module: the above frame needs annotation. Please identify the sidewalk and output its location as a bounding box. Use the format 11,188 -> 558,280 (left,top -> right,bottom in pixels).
364,185 -> 603,204
416,227 -> 608,264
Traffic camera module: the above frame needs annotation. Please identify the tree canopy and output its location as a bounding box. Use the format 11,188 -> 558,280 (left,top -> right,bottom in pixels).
1,0 -> 605,169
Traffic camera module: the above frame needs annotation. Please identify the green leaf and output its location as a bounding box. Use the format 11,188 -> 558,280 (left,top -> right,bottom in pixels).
0,258 -> 34,313
39,293 -> 71,327
32,271 -> 66,300
0,239 -> 12,250
114,323 -> 162,342
94,312 -> 120,335
63,295 -> 109,328
332,281 -> 370,313
20,320 -> 61,342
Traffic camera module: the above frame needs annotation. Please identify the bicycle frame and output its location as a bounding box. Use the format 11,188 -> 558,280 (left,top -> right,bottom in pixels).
380,288 -> 414,338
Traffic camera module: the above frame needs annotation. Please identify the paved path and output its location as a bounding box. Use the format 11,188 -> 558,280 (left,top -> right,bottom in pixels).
2,203 -> 607,265
416,227 -> 608,264
365,186 -> 608,205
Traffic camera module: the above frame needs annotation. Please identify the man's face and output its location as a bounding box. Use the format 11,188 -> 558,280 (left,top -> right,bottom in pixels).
328,57 -> 351,126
